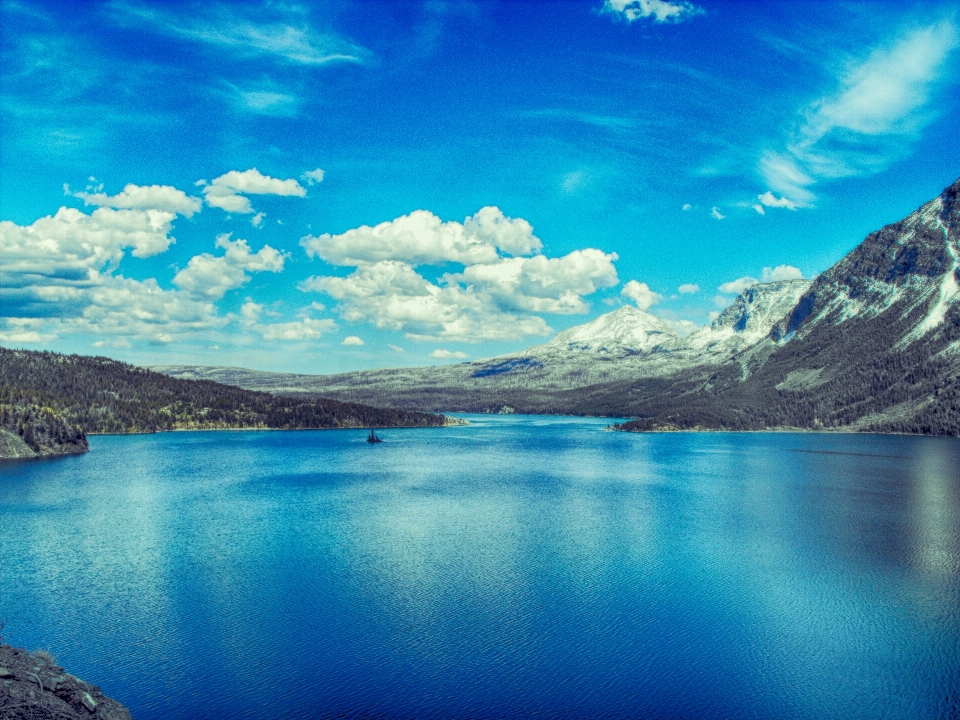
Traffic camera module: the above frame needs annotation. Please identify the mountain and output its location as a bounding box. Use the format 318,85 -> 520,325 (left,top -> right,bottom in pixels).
153,177 -> 960,435
153,281 -> 813,413
0,348 -> 451,460
613,177 -> 960,434
542,305 -> 683,355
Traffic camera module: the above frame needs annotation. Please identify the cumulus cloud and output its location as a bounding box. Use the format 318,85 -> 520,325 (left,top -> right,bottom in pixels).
300,260 -> 554,343
430,349 -> 469,359
604,0 -> 703,24
761,264 -> 803,282
454,249 -> 619,315
757,191 -> 798,210
760,21 -> 958,203
301,168 -> 325,185
388,344 -> 405,352
71,182 -> 202,217
341,335 -> 364,346
300,206 -> 541,266
300,207 -> 621,343
258,317 -> 335,341
201,168 -> 306,214
711,207 -> 725,220
621,280 -> 663,310
239,300 -> 335,341
717,265 -> 804,295
0,202 -> 223,344
717,276 -> 759,295
173,234 -> 287,299
678,283 -> 700,294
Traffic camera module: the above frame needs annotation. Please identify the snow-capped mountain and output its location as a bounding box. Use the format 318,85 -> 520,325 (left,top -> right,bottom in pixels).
685,279 -> 811,359
154,177 -> 960,433
540,305 -> 683,355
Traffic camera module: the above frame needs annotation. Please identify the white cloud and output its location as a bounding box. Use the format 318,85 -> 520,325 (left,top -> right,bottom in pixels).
388,344 -> 405,352
718,276 -> 759,295
251,212 -> 265,227
760,21 -> 958,202
682,203 -> 692,211
301,168 -> 325,185
604,0 -> 703,24
300,260 -> 554,343
717,265 -> 804,296
110,2 -> 369,66
757,191 -> 798,210
301,206 -> 541,266
173,234 -> 287,299
761,264 -> 803,282
258,317 -> 335,341
661,318 -> 699,337
752,204 -> 766,215
92,337 -> 131,349
678,283 -> 700,294
71,182 -> 202,217
454,249 -> 619,315
299,208 -> 620,343
239,299 -> 335,341
202,168 -> 306,214
711,207 -> 725,220
341,335 -> 364,346
621,280 -> 663,310
0,318 -> 57,344
430,349 -> 469,359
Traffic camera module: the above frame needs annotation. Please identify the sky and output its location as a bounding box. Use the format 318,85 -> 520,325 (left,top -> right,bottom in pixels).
1,0 -> 959,374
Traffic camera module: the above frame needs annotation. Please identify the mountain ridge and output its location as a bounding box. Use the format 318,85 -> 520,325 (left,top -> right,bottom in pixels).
153,178 -> 960,435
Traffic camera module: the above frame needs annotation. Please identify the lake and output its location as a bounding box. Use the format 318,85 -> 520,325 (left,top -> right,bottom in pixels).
1,416 -> 959,719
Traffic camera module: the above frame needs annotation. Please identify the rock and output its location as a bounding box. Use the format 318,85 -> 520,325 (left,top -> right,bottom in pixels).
44,674 -> 63,691
81,691 -> 97,712
0,667 -> 11,678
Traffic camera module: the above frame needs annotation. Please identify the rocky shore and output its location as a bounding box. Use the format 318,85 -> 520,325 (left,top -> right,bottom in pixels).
0,639 -> 131,720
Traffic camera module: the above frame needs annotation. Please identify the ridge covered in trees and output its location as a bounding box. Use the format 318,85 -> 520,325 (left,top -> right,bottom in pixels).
0,347 -> 448,453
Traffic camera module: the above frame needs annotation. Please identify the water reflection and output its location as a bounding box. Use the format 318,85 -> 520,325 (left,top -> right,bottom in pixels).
0,420 -> 958,719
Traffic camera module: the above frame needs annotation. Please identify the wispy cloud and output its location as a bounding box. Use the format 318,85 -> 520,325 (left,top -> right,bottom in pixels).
523,108 -> 638,132
603,0 -> 704,24
108,2 -> 370,66
759,20 -> 959,205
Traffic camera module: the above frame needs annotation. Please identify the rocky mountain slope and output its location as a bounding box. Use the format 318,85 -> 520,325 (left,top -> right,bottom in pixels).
155,177 -> 960,435
613,178 -> 960,434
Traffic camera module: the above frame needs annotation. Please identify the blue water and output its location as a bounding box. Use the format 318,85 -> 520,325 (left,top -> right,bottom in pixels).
1,416 -> 959,719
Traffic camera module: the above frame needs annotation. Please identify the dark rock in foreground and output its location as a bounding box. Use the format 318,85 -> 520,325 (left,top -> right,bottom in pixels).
0,641 -> 131,719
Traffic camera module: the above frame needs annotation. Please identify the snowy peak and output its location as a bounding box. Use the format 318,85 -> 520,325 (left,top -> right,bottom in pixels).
780,177 -> 960,341
710,280 -> 811,337
544,305 -> 681,355
685,279 -> 812,355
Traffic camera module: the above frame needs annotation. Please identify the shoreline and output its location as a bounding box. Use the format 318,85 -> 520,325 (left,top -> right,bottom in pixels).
89,417 -> 469,436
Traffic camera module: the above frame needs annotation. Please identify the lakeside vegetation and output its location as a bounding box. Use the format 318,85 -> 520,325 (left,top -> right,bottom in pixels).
0,348 -> 449,448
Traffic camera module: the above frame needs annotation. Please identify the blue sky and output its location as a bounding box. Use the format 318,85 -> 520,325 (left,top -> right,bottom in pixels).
2,0 -> 959,373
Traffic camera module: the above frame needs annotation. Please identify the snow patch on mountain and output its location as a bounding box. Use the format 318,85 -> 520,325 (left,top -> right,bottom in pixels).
542,305 -> 682,355
916,217 -> 959,334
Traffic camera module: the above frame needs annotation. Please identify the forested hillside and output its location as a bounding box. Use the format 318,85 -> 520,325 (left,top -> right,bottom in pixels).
0,347 -> 449,440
